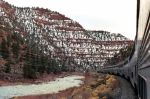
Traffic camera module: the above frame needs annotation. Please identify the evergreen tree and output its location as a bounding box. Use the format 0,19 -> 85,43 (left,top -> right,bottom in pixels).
23,62 -> 37,79
4,62 -> 11,73
6,35 -> 12,47
46,59 -> 52,74
23,47 -> 37,79
12,42 -> 20,58
52,59 -> 60,74
61,62 -> 68,72
105,45 -> 133,65
1,39 -> 9,59
38,54 -> 46,74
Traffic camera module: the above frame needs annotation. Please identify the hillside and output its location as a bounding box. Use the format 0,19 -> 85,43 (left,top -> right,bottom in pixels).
0,0 -> 133,79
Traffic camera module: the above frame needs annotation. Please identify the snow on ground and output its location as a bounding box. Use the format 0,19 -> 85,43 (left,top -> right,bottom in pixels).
0,75 -> 84,99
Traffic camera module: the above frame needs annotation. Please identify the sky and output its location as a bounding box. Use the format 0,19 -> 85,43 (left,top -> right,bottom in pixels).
4,0 -> 137,40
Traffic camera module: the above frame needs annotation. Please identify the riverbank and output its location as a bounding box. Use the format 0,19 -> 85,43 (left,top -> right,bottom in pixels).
13,73 -> 121,99
0,72 -> 83,86
0,72 -> 137,99
0,75 -> 84,99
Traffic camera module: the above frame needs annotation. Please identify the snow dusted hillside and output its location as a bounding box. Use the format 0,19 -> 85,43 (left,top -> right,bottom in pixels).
0,0 -> 133,76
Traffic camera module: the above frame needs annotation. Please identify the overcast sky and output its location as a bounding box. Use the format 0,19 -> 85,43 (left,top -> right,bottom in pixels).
4,0 -> 137,40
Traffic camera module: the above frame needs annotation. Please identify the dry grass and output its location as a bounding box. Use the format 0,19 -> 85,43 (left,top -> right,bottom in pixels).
66,73 -> 119,99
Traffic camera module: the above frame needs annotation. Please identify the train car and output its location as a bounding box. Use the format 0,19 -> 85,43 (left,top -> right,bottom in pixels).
99,0 -> 150,99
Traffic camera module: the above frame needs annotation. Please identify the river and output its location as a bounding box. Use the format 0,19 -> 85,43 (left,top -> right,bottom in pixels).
0,75 -> 84,99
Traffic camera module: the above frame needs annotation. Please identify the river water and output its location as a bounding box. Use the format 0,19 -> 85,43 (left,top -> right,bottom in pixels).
0,75 -> 84,99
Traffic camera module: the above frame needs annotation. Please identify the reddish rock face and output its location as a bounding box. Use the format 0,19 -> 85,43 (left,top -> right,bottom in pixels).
0,0 -> 133,77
